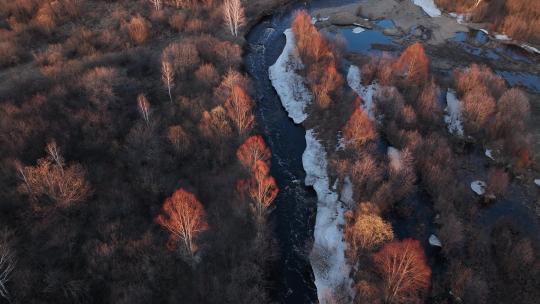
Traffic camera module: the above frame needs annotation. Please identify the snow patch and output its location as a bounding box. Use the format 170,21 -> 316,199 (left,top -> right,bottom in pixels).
448,12 -> 466,24
269,29 -> 312,124
304,130 -> 353,303
412,0 -> 442,17
485,149 -> 494,160
429,234 -> 442,247
479,29 -> 489,35
495,34 -> 511,41
444,89 -> 464,136
521,44 -> 540,55
534,179 -> 540,187
352,27 -> 366,34
387,147 -> 402,172
471,180 -> 486,195
312,16 -> 330,24
347,65 -> 378,119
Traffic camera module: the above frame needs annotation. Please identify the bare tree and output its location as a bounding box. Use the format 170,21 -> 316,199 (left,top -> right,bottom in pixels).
0,231 -> 15,302
17,143 -> 91,208
149,0 -> 162,11
223,0 -> 245,37
46,140 -> 64,173
161,60 -> 174,104
137,94 -> 151,126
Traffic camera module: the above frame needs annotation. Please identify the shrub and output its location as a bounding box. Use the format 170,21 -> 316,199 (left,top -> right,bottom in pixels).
195,63 -> 219,90
0,41 -> 19,67
347,213 -> 394,253
126,15 -> 149,45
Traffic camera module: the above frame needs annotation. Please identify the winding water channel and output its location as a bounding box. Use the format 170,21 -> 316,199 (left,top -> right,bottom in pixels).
244,1 -> 540,303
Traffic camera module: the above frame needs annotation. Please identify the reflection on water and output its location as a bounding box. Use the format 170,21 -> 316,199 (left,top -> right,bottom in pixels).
496,70 -> 540,93
336,27 -> 398,54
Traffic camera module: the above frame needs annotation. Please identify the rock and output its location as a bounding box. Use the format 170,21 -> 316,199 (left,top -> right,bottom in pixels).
328,12 -> 360,26
383,28 -> 401,36
429,234 -> 442,247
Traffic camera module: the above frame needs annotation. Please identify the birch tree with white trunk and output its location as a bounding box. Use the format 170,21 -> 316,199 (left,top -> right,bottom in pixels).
137,94 -> 151,126
0,232 -> 16,302
223,0 -> 245,37
161,60 -> 174,104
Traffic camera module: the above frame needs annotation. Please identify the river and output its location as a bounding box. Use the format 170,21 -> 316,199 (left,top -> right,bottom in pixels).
244,1 -> 540,303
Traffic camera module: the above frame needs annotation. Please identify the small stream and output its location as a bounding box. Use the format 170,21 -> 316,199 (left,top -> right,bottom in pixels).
244,1 -> 540,303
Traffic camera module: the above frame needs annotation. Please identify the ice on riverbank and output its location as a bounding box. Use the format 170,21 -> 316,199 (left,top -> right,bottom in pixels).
269,29 -> 312,124
347,65 -> 378,119
521,44 -> 540,55
471,180 -> 486,195
352,27 -> 366,34
444,89 -> 464,136
304,130 -> 353,303
412,0 -> 442,18
495,34 -> 511,41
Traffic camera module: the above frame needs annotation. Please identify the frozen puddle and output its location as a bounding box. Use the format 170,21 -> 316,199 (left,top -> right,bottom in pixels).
269,29 -> 312,124
444,89 -> 464,136
347,65 -> 378,119
352,27 -> 366,34
305,130 -> 353,303
412,0 -> 442,17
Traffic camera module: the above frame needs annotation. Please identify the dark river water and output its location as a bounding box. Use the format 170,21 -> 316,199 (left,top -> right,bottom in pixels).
244,1 -> 540,303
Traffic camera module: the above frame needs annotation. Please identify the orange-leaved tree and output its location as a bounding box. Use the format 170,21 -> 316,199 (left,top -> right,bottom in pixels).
393,42 -> 429,86
373,239 -> 431,303
156,189 -> 208,257
236,135 -> 271,169
237,160 -> 278,225
343,107 -> 377,148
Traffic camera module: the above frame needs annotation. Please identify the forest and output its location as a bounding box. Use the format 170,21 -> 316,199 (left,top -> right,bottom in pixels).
0,0 -> 539,303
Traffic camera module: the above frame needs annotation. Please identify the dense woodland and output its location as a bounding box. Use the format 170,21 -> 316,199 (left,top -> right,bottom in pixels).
291,10 -> 539,304
0,0 -> 281,303
435,0 -> 540,43
0,0 -> 539,304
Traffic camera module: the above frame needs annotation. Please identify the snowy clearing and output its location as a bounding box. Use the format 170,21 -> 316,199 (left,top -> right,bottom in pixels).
444,89 -> 464,136
429,234 -> 442,247
471,180 -> 486,195
412,0 -> 442,17
304,130 -> 353,303
347,65 -> 378,119
352,27 -> 366,34
269,29 -> 312,124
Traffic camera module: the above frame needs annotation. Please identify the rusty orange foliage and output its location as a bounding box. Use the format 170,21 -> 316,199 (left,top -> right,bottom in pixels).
343,108 -> 377,147
393,43 -> 429,86
373,239 -> 431,304
225,84 -> 254,136
156,189 -> 208,256
236,135 -> 271,169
